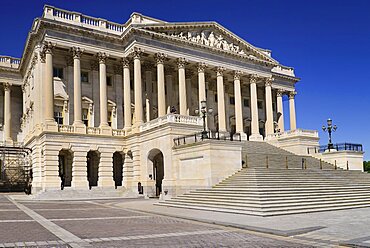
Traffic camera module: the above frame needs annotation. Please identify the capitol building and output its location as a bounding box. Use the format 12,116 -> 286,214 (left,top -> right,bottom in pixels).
0,6 -> 365,208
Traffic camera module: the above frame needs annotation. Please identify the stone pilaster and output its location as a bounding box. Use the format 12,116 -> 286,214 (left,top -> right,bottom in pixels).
249,74 -> 263,141
71,146 -> 89,189
72,47 -> 85,133
265,77 -> 274,136
98,147 -> 115,188
216,67 -> 226,132
177,58 -> 187,115
3,83 -> 12,143
132,48 -> 143,126
276,89 -> 285,132
289,90 -> 297,130
156,53 -> 166,117
122,58 -> 132,130
233,71 -> 247,140
97,52 -> 111,134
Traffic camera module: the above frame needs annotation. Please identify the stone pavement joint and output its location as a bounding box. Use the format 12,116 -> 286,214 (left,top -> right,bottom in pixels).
5,196 -> 91,248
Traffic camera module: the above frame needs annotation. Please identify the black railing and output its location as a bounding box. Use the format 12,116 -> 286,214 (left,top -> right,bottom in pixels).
174,131 -> 242,147
307,142 -> 363,154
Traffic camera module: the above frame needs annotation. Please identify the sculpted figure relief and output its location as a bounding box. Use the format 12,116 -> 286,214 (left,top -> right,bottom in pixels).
168,30 -> 246,55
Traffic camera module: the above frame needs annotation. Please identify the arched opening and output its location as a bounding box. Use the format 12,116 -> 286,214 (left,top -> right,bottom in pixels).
148,149 -> 164,197
113,152 -> 124,188
58,149 -> 73,189
229,116 -> 236,136
87,150 -> 99,189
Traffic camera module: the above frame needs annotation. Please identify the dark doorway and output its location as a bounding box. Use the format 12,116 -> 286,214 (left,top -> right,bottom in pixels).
87,151 -> 99,189
113,152 -> 124,188
148,149 -> 164,197
58,149 -> 73,188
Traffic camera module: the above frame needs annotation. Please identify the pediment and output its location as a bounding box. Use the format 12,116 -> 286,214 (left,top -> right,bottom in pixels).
138,22 -> 277,65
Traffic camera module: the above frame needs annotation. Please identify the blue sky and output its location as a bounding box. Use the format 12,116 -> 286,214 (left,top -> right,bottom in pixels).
1,0 -> 369,160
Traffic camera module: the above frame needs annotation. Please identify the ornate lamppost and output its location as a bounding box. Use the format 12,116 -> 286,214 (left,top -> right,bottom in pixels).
195,100 -> 213,139
322,118 -> 337,150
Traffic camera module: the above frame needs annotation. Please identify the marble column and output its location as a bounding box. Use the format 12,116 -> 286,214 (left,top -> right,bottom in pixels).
132,49 -> 143,125
42,42 -> 57,130
233,71 -> 247,140
156,53 -> 166,117
216,67 -> 226,132
3,83 -> 12,143
72,47 -> 85,131
289,91 -> 297,130
276,89 -> 285,132
249,74 -> 263,141
198,63 -> 206,111
97,52 -> 109,130
177,58 -> 187,115
122,58 -> 132,130
264,77 -> 274,136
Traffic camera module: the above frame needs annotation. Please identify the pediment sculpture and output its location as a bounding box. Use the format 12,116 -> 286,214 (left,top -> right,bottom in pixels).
165,30 -> 247,55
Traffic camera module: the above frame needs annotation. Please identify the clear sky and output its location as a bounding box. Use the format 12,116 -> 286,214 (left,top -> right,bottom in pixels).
1,0 -> 369,160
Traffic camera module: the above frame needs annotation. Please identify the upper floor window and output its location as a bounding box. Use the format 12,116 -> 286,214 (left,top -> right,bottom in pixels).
82,108 -> 89,126
229,96 -> 235,105
108,111 -> 112,126
243,98 -> 250,108
107,76 -> 113,87
53,67 -> 64,79
54,106 -> 63,125
81,71 -> 89,83
258,100 -> 263,109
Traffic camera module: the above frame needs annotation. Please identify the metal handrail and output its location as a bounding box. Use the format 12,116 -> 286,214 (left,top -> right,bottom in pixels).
307,142 -> 363,154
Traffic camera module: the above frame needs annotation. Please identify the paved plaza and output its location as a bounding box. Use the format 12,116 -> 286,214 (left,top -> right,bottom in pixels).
0,194 -> 326,248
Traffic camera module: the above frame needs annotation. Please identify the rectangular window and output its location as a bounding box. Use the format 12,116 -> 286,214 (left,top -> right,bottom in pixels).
54,111 -> 63,125
53,67 -> 64,79
81,71 -> 89,83
258,100 -> 263,109
107,76 -> 113,87
108,111 -> 112,126
244,98 -> 250,107
82,109 -> 89,126
229,96 -> 235,105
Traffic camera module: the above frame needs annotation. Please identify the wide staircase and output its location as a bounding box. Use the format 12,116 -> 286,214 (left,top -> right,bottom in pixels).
158,141 -> 370,216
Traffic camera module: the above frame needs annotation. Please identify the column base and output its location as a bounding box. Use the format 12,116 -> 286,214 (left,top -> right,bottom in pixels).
71,179 -> 89,189
98,178 -> 115,188
43,120 -> 58,132
234,132 -> 248,141
99,125 -> 112,135
249,133 -> 263,141
73,122 -> 87,134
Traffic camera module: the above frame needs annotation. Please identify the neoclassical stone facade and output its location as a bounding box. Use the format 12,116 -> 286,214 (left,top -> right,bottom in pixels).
0,5 -> 328,197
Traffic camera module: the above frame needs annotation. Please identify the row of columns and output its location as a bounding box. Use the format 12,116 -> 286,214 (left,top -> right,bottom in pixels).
37,43 -> 297,138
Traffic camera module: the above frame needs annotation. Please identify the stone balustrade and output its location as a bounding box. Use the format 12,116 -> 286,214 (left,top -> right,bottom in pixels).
86,127 -> 101,135
43,5 -> 126,35
266,128 -> 318,140
112,129 -> 125,136
0,56 -> 21,69
58,124 -> 75,133
140,114 -> 202,132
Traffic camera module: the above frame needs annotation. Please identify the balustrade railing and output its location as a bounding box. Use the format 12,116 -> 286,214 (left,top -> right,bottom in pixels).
43,5 -> 126,35
266,128 -> 318,140
58,124 -> 75,133
174,131 -> 241,147
0,56 -> 21,68
307,143 -> 363,154
86,127 -> 101,135
140,114 -> 202,132
112,129 -> 125,136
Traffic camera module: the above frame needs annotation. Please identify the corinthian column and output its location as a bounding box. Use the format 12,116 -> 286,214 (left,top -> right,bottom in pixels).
122,58 -> 132,130
3,83 -> 12,143
132,48 -> 143,125
41,42 -> 58,130
249,74 -> 263,141
234,71 -> 247,140
97,52 -> 110,133
265,77 -> 274,136
289,91 -> 297,130
216,67 -> 226,132
177,58 -> 187,115
276,89 -> 285,132
72,47 -> 85,131
198,63 -> 206,111
156,53 -> 166,117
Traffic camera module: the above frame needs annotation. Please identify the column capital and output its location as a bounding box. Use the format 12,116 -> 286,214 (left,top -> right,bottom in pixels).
155,53 -> 167,65
234,70 -> 242,80
197,62 -> 207,73
276,88 -> 285,97
265,77 -> 274,87
249,74 -> 260,84
71,47 -> 84,59
3,83 -> 11,91
289,90 -> 297,99
216,66 -> 225,77
40,52 -> 46,63
42,41 -> 56,55
130,47 -> 143,60
96,52 -> 108,64
121,58 -> 130,68
177,58 -> 187,69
